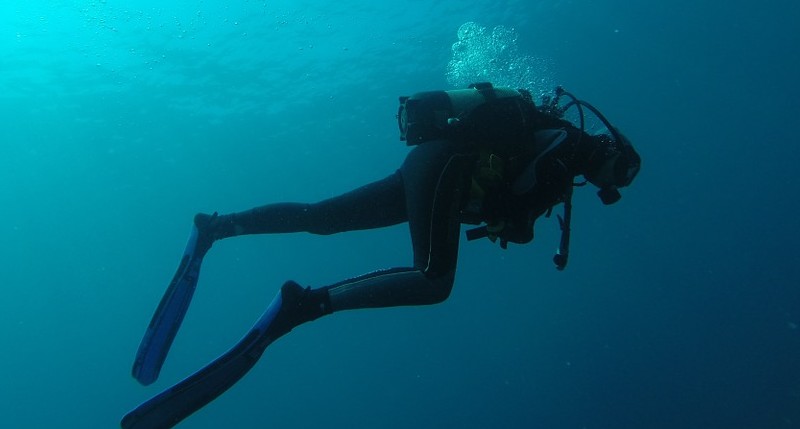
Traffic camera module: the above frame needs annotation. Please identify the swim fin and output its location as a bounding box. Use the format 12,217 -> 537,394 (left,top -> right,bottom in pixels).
121,286 -> 291,429
131,223 -> 210,386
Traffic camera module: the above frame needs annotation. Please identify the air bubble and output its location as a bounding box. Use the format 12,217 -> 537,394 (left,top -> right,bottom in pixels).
446,22 -> 554,99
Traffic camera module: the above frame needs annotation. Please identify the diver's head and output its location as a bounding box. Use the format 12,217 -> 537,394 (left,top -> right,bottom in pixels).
584,131 -> 641,204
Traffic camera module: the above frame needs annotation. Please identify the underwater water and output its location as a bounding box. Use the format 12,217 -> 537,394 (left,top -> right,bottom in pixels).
1,0 -> 798,428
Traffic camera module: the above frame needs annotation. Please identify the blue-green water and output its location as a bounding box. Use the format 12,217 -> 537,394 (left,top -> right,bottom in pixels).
2,1 -> 799,428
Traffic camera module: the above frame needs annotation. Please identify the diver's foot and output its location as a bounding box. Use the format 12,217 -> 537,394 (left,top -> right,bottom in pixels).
268,281 -> 332,338
193,212 -> 219,256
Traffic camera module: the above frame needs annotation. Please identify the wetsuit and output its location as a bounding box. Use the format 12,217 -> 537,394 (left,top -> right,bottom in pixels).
202,139 -> 475,314
200,114 -> 597,319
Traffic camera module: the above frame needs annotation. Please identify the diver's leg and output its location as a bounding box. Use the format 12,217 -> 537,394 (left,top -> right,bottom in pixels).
282,140 -> 473,325
189,141 -> 471,342
194,172 -> 407,254
325,140 -> 473,310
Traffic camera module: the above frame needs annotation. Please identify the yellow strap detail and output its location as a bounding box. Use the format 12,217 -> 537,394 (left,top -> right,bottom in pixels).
486,220 -> 506,241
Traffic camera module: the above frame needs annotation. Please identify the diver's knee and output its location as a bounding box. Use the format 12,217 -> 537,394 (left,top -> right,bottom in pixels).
301,203 -> 338,235
426,271 -> 456,304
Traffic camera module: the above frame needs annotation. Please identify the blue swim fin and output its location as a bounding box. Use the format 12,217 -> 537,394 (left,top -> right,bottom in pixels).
131,225 -> 208,386
122,290 -> 286,429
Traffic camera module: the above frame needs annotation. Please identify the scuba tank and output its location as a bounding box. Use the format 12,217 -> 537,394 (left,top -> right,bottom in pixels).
397,82 -> 536,146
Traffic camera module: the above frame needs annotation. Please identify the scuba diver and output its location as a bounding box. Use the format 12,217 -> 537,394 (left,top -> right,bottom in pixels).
122,83 -> 641,429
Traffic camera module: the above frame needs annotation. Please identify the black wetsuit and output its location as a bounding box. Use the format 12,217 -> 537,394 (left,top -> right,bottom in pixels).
203,114 -> 597,316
